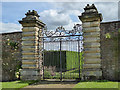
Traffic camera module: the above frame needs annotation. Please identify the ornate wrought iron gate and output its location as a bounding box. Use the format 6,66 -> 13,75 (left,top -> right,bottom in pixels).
40,25 -> 83,81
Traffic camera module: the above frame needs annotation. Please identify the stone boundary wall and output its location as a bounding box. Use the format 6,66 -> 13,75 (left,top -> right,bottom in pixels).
1,31 -> 22,81
100,21 -> 120,81
1,20 -> 120,81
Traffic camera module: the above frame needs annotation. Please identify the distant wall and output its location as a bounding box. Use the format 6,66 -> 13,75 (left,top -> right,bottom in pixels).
1,32 -> 22,81
100,21 -> 120,81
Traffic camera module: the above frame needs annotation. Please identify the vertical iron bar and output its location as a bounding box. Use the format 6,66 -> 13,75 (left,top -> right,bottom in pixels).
78,36 -> 80,80
43,38 -> 45,80
60,38 -> 62,81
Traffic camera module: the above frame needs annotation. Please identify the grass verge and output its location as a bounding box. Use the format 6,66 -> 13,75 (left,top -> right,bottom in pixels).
73,81 -> 119,89
2,80 -> 38,89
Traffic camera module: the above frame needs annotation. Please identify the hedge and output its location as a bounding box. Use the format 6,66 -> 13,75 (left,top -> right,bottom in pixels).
44,50 -> 83,72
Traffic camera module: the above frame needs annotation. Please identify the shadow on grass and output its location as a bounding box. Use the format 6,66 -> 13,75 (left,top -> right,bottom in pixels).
17,80 -> 39,85
20,79 -> 113,85
79,80 -> 110,82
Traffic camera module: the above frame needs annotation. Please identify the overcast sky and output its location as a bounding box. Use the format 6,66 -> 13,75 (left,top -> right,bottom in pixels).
0,0 -> 119,33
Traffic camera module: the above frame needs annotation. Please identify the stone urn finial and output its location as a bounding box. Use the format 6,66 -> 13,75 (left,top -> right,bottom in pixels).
25,10 -> 40,17
84,4 -> 98,13
79,4 -> 103,22
19,10 -> 45,27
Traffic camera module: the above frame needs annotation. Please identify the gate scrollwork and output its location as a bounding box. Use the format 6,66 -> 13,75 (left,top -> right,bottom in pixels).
41,25 -> 83,41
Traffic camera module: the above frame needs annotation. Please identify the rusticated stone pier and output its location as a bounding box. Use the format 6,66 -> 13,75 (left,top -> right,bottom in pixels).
79,4 -> 103,80
19,10 -> 45,80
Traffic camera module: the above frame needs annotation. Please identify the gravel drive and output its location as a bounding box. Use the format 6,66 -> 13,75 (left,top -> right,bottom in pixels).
20,79 -> 78,90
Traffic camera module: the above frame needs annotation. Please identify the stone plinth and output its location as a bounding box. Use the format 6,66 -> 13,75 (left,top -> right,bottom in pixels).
79,4 -> 103,80
19,10 -> 45,80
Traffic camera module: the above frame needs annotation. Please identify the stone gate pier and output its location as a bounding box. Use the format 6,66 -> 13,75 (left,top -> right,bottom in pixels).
79,4 -> 103,80
19,10 -> 45,80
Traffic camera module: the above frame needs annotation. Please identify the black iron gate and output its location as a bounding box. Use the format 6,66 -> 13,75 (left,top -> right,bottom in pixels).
40,26 -> 83,81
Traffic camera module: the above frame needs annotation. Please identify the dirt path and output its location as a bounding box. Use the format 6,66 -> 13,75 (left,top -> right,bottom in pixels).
21,79 -> 77,89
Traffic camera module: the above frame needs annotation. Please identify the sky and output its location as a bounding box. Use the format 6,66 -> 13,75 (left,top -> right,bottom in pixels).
0,0 -> 119,33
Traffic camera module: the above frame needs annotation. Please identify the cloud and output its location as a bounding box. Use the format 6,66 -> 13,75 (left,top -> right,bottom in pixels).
1,2 -> 118,33
64,21 -> 81,30
94,2 -> 118,22
0,22 -> 22,33
40,9 -> 79,30
39,2 -> 118,31
52,2 -> 118,22
53,2 -> 86,16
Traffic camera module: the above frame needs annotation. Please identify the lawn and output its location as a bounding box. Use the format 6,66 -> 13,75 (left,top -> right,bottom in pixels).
1,80 -> 38,89
73,81 -> 119,89
1,80 -> 119,89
